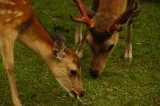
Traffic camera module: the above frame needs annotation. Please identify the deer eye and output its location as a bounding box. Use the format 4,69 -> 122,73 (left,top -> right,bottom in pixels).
71,70 -> 77,76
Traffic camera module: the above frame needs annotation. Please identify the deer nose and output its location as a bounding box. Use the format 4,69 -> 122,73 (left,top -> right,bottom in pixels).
79,91 -> 84,97
89,69 -> 99,78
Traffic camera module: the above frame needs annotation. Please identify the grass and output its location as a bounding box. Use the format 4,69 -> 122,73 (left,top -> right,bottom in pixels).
0,0 -> 160,106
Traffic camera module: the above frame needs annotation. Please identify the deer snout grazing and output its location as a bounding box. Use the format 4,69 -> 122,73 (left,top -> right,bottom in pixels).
70,90 -> 84,98
89,68 -> 100,78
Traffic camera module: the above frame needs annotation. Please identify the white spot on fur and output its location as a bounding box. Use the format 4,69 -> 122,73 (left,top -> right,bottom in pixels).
8,1 -> 15,5
13,11 -> 18,14
15,12 -> 24,17
0,0 -> 7,3
7,10 -> 12,14
23,0 -> 27,4
0,9 -> 12,14
0,9 -> 6,14
112,15 -> 118,19
0,0 -> 15,5
6,18 -> 11,22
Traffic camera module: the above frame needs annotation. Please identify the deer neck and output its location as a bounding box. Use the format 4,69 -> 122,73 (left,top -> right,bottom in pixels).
18,16 -> 55,65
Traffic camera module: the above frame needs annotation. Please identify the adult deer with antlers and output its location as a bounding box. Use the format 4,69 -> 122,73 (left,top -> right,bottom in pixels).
71,0 -> 141,77
0,0 -> 84,106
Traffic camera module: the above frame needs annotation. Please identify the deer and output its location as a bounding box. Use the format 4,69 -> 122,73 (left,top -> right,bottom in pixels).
0,0 -> 84,106
71,0 -> 141,77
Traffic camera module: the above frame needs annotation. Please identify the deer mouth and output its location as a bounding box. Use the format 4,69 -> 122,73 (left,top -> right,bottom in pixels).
69,90 -> 78,98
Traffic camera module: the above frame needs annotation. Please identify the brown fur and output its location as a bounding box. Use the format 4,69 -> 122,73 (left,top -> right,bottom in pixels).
72,0 -> 140,77
0,0 -> 84,106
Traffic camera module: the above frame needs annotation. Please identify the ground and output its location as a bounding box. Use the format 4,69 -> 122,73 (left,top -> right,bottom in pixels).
0,0 -> 160,106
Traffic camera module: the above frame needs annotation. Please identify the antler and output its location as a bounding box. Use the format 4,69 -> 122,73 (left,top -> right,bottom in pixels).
70,0 -> 94,28
107,0 -> 140,33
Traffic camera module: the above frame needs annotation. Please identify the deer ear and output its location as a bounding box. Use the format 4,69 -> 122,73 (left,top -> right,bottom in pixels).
53,33 -> 66,60
127,10 -> 141,24
53,31 -> 67,47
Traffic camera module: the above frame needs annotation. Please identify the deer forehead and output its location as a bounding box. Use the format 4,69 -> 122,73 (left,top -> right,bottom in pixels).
53,59 -> 79,74
60,56 -> 80,71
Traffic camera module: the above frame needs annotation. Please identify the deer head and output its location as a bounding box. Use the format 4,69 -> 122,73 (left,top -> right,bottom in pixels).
71,0 -> 140,77
51,32 -> 84,98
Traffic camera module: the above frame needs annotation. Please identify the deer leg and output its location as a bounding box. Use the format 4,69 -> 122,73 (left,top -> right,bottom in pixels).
0,32 -> 22,106
75,29 -> 88,58
124,21 -> 132,60
124,10 -> 141,60
75,24 -> 83,45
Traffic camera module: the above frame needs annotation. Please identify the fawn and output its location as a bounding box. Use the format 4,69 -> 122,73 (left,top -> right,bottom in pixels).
0,0 -> 84,105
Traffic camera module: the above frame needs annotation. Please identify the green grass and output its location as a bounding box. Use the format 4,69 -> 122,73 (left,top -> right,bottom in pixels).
0,0 -> 160,106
